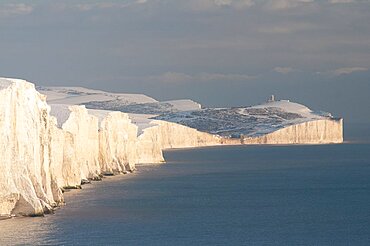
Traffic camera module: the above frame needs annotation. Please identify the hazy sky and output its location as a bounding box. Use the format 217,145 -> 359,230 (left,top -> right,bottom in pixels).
1,0 -> 370,123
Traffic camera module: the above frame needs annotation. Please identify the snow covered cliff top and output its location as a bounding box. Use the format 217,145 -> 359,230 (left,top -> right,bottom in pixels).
154,99 -> 337,138
38,86 -> 157,105
0,77 -> 36,90
250,100 -> 332,118
38,86 -> 340,138
38,86 -> 202,115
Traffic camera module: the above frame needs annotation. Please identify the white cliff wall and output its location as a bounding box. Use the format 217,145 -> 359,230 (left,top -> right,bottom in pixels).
137,120 -> 222,164
244,119 -> 343,144
48,118 -> 65,201
0,81 -> 140,216
49,105 -> 101,188
60,106 -> 100,186
0,78 -> 344,217
0,79 -> 62,216
89,110 -> 139,173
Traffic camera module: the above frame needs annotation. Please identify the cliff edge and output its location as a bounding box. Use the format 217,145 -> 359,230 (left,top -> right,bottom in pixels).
0,79 -> 343,217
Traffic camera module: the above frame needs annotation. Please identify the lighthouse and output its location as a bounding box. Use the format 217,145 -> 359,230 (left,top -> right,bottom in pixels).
268,95 -> 275,103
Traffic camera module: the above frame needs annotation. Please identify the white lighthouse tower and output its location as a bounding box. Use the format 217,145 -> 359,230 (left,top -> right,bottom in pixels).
268,95 -> 275,103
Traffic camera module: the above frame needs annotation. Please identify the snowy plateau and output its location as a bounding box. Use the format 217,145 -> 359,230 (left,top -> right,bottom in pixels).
0,78 -> 343,217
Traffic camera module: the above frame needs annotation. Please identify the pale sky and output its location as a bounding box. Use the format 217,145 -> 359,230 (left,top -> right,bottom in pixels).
1,0 -> 370,123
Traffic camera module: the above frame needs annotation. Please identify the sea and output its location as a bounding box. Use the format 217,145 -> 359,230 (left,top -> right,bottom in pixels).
1,123 -> 370,245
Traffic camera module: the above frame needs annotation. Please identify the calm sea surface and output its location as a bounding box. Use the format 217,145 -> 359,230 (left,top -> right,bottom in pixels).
1,123 -> 370,245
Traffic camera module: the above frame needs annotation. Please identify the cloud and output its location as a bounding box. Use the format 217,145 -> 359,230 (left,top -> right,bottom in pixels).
232,0 -> 255,9
0,3 -> 33,17
264,0 -> 315,11
324,67 -> 368,76
214,0 -> 233,6
74,0 -> 148,11
93,72 -> 256,85
197,72 -> 256,81
273,67 -> 295,74
156,72 -> 193,84
187,0 -> 254,11
331,67 -> 368,75
329,0 -> 356,3
150,72 -> 256,84
258,22 -> 316,34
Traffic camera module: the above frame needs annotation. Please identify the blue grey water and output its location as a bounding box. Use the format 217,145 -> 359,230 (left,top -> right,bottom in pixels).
1,123 -> 370,245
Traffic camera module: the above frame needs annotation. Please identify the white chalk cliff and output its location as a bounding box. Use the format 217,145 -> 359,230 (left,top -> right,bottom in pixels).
136,120 -> 222,164
0,78 -> 343,217
0,78 -> 62,216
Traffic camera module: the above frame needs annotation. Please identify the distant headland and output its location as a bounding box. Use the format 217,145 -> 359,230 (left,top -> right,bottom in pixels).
0,77 -> 343,218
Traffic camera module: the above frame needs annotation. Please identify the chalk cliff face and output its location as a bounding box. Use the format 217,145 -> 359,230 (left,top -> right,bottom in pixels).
244,119 -> 343,144
0,78 -> 344,217
49,106 -> 141,186
137,120 -> 222,164
0,80 -> 143,216
89,110 -> 139,173
50,104 -> 101,187
0,78 -> 62,216
154,100 -> 342,141
48,118 -> 66,197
